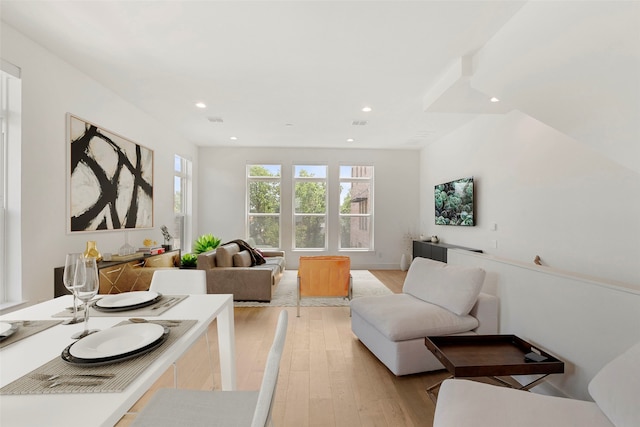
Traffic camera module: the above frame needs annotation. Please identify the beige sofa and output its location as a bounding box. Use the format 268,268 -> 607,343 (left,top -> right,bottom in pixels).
197,242 -> 285,302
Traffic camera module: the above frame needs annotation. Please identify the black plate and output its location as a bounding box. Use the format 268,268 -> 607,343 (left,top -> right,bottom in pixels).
61,327 -> 169,366
92,293 -> 163,312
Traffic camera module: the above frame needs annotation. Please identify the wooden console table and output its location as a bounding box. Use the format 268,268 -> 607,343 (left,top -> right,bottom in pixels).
54,250 -> 180,296
424,335 -> 564,402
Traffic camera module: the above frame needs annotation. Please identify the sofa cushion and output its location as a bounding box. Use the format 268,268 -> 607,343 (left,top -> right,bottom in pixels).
350,294 -> 478,341
264,256 -> 285,273
216,243 -> 240,267
403,257 -> 485,316
222,239 -> 266,266
588,341 -> 640,427
233,250 -> 252,267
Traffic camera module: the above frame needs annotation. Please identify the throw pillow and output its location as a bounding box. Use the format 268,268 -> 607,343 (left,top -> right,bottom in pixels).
233,250 -> 252,267
216,244 -> 239,267
403,257 -> 486,316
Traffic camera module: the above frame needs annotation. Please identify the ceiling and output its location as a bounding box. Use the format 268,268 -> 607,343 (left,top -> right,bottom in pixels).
0,1 -> 525,149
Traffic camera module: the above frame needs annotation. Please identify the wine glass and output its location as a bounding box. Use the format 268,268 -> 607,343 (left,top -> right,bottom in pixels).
72,258 -> 100,339
62,253 -> 84,325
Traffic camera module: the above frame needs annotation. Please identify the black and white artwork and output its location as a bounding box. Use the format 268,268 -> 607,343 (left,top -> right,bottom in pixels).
68,114 -> 153,232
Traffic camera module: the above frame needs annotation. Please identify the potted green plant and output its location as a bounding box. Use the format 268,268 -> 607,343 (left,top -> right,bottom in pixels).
193,233 -> 221,254
180,253 -> 198,269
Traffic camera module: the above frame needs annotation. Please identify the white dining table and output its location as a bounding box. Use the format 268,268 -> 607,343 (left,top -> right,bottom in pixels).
0,294 -> 236,427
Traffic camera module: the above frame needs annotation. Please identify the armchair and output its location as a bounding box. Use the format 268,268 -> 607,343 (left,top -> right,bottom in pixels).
350,257 -> 498,375
433,341 -> 640,427
297,256 -> 352,317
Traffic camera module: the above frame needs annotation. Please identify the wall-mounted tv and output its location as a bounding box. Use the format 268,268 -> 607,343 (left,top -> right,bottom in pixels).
435,177 -> 475,226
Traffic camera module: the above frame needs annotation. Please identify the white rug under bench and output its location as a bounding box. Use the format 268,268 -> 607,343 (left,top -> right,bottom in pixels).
234,270 -> 392,307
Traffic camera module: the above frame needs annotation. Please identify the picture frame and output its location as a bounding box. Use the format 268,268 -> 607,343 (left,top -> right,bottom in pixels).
67,114 -> 153,232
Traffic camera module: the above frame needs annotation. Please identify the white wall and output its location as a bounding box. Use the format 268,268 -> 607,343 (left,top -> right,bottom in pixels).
1,24 -> 199,306
197,147 -> 420,269
420,111 -> 640,287
450,249 -> 640,400
421,2 -> 640,401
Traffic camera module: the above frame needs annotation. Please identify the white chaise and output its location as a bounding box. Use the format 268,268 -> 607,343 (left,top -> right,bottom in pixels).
433,340 -> 640,427
350,257 -> 499,376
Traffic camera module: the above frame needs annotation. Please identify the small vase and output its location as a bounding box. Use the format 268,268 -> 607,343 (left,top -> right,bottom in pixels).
83,240 -> 103,262
400,254 -> 410,271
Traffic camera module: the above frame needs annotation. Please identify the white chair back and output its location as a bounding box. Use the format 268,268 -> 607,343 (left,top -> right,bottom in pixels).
149,269 -> 207,294
251,310 -> 288,427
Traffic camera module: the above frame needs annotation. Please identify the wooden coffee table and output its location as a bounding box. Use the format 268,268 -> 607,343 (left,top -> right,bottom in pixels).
424,335 -> 564,402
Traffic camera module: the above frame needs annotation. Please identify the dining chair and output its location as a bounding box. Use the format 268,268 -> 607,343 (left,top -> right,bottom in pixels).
149,268 -> 207,294
297,256 -> 352,317
149,269 -> 211,388
131,309 -> 289,427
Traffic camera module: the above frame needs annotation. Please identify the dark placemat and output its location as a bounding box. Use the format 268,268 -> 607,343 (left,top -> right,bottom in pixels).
0,319 -> 197,395
0,320 -> 63,349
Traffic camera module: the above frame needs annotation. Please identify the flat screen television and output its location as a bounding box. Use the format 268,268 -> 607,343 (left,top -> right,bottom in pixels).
434,177 -> 475,226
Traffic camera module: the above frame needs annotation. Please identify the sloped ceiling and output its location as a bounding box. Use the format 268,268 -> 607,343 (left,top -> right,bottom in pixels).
470,1 -> 640,173
1,1 -> 638,170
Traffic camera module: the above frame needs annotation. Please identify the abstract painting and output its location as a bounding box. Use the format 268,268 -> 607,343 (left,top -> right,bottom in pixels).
68,114 -> 153,232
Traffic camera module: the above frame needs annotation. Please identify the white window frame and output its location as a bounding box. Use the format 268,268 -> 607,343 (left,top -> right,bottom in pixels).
174,155 -> 192,253
246,164 -> 281,249
338,165 -> 374,251
0,61 -> 22,308
292,164 -> 328,251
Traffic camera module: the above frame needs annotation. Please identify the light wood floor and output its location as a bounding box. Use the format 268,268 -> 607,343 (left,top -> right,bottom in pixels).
117,270 -> 449,426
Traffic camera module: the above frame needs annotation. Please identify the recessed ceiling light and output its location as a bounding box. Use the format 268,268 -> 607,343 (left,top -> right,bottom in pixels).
285,123 -> 294,127
490,97 -> 500,103
195,102 -> 207,108
230,136 -> 238,140
346,138 -> 355,142
362,106 -> 372,112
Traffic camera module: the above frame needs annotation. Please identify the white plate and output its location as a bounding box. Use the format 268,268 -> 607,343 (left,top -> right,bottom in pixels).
0,321 -> 18,339
0,322 -> 12,335
69,323 -> 165,359
95,291 -> 160,309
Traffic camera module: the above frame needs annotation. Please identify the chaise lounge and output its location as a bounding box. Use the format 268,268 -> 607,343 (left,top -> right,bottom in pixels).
350,257 -> 498,376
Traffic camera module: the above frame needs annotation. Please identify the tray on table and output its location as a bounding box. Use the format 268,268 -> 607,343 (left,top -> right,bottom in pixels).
424,334 -> 565,378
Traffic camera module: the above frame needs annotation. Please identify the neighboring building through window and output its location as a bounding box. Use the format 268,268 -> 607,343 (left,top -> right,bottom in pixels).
293,165 -> 327,250
339,165 -> 374,250
247,164 -> 281,249
174,155 -> 192,252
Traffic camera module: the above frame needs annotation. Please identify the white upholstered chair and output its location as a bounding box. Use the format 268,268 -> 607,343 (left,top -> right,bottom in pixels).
149,269 -> 207,294
149,269 -> 210,387
433,340 -> 640,427
131,310 -> 289,427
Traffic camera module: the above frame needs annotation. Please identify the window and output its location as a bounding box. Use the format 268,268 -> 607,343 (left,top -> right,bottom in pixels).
293,165 -> 327,250
1,62 -> 22,306
174,155 -> 192,252
247,164 -> 281,249
339,165 -> 374,250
